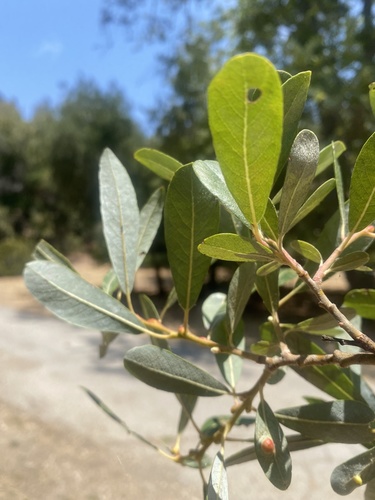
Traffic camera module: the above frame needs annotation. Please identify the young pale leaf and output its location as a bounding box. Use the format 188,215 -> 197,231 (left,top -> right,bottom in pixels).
329,251 -> 369,273
331,447 -> 375,495
134,148 -> 182,181
278,130 -> 320,236
255,399 -> 292,490
100,148 -> 139,296
202,292 -> 226,330
255,270 -> 279,314
164,165 -> 220,311
290,240 -> 322,263
275,400 -> 375,444
32,239 -> 75,270
256,261 -> 282,276
276,71 -> 311,177
124,345 -> 230,397
316,141 -> 346,176
227,262 -> 257,332
289,178 -> 336,229
349,132 -> 375,232
208,53 -> 283,224
137,187 -> 165,270
101,268 -> 120,296
193,160 -> 250,227
24,261 -> 144,334
344,289 -> 375,319
369,83 -> 375,117
198,233 -> 269,263
207,452 -> 229,500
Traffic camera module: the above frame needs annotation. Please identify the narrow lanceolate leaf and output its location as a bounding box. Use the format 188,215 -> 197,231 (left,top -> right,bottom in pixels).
261,199 -> 279,240
208,53 -> 283,225
275,400 -> 375,444
255,270 -> 279,314
344,289 -> 375,319
255,399 -> 292,491
276,71 -> 311,177
176,394 -> 198,435
278,130 -> 320,237
164,165 -> 219,311
349,132 -> 375,232
193,160 -> 250,227
32,239 -> 75,270
100,148 -> 139,295
331,447 -> 375,495
369,82 -> 375,117
333,141 -> 347,238
198,233 -> 271,263
134,148 -> 182,181
227,263 -> 257,332
24,261 -> 144,334
207,452 -> 229,500
290,240 -> 322,263
124,345 -> 230,397
289,178 -> 336,229
329,251 -> 369,273
316,141 -> 346,176
292,308 -> 356,336
137,187 -> 165,270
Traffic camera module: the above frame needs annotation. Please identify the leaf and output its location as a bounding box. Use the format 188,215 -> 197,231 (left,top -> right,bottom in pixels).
164,165 -> 220,311
256,261 -> 282,276
202,292 -> 227,330
278,129 -> 320,236
226,262 -> 257,332
137,187 -> 165,270
344,289 -> 375,319
292,308 -> 356,335
101,268 -> 120,296
207,452 -> 229,500
333,141 -> 347,238
225,434 -> 324,467
277,71 -> 311,177
208,53 -> 283,224
330,251 -> 370,273
331,446 -> 375,495
24,261 -> 144,334
198,233 -> 270,263
176,394 -> 198,435
134,147 -> 182,181
290,240 -> 322,263
286,333 -> 360,400
201,415 -> 255,438
255,270 -> 279,314
124,345 -> 230,397
32,239 -> 75,270
275,400 -> 375,444
99,148 -> 139,296
289,178 -> 336,229
316,141 -> 346,176
138,294 -> 170,350
261,199 -> 279,240
255,399 -> 292,490
369,82 -> 375,118
193,160 -> 250,227
160,287 -> 178,319
349,132 -> 375,232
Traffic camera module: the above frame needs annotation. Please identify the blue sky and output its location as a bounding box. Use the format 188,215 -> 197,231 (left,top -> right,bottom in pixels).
0,0 -> 163,133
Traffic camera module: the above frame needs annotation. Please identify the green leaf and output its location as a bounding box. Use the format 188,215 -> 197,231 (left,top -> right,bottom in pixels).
256,261 -> 282,276
255,399 -> 292,490
176,393 -> 198,435
333,141 -> 347,238
278,267 -> 298,286
226,262 -> 257,332
138,294 -> 170,350
164,165 -> 220,311
202,292 -> 227,329
201,415 -> 255,438
193,160 -> 250,227
137,187 -> 165,270
286,333 -> 360,400
255,270 -> 279,314
261,199 -> 279,240
330,251 -> 369,273
198,233 -> 270,263
292,308 -> 356,336
290,240 -> 322,263
24,261 -> 144,334
332,447 -> 375,495
32,239 -> 75,270
207,452 -> 229,500
134,148 -> 182,181
124,345 -> 230,397
344,289 -> 375,319
225,434 -> 323,467
349,132 -> 375,232
369,82 -> 375,118
277,71 -> 311,177
208,53 -> 283,224
316,141 -> 346,176
101,268 -> 120,296
99,148 -> 139,295
276,400 -> 375,444
289,178 -> 336,229
278,129 -> 320,236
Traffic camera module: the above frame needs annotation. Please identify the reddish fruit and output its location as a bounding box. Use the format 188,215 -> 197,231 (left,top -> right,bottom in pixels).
261,437 -> 275,454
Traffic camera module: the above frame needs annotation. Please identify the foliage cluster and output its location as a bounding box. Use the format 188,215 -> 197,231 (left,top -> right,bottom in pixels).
25,53 -> 375,497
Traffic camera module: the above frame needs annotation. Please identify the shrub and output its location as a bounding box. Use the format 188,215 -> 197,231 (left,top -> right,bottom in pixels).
24,53 -> 375,498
